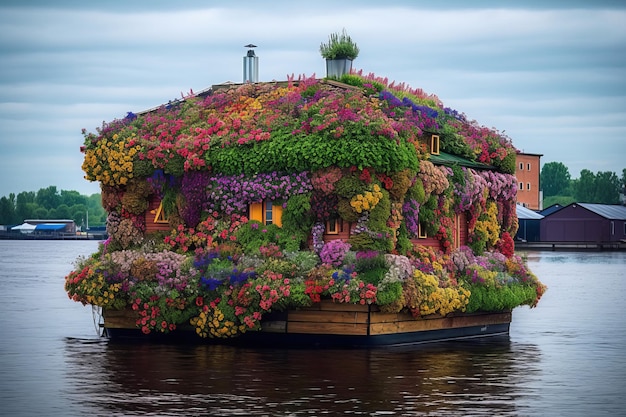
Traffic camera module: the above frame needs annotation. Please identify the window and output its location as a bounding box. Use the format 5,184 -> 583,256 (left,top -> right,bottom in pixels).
325,218 -> 340,235
519,162 -> 523,170
624,222 -> 626,235
418,222 -> 428,239
265,200 -> 274,224
611,221 -> 615,235
527,183 -> 531,190
250,200 -> 282,227
430,135 -> 440,155
519,182 -> 523,190
152,202 -> 169,224
527,163 -> 531,171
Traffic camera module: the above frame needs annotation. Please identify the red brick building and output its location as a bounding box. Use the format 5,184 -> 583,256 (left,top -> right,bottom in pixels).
515,152 -> 542,210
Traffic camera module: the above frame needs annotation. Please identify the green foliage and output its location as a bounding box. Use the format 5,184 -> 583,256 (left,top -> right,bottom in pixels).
439,125 -> 474,160
285,251 -> 320,278
281,193 -> 313,234
235,221 -> 282,254
575,169 -> 621,204
368,188 -> 391,229
335,173 -> 367,198
338,74 -> 363,87
338,198 -> 359,222
376,281 -> 404,306
164,154 -> 185,177
541,161 -> 571,197
495,150 -> 517,175
465,283 -> 538,313
348,232 -> 389,252
406,177 -> 426,204
543,195 -> 575,208
395,223 -> 412,256
419,195 -> 438,236
358,267 -> 387,285
339,74 -> 385,95
283,280 -> 312,308
0,186 -> 106,227
133,159 -> 155,178
205,127 -> 419,176
319,28 -> 359,60
278,193 -> 314,251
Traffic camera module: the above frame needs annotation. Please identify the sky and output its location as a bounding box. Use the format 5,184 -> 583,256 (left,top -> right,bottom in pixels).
1,0 -> 625,198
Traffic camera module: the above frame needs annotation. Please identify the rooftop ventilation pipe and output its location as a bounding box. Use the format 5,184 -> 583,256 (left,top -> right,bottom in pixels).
243,44 -> 258,83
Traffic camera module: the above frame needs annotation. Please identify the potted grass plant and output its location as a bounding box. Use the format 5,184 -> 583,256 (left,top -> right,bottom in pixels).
320,28 -> 359,78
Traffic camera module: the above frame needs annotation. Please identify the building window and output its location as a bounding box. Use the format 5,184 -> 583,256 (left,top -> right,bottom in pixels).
623,222 -> 626,235
430,135 -> 440,155
527,183 -> 531,190
326,218 -> 340,235
519,182 -> 523,190
153,202 -> 169,224
265,201 -> 274,224
519,162 -> 523,170
249,200 -> 283,227
418,222 -> 428,239
527,163 -> 531,171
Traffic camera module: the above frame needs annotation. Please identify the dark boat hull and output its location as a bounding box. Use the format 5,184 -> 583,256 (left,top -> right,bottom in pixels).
103,301 -> 512,348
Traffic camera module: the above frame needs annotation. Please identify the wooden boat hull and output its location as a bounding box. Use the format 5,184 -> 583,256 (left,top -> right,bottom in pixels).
103,301 -> 511,348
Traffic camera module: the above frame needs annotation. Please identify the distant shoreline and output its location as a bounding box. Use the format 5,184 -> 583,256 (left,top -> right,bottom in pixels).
515,241 -> 626,251
0,232 -> 106,241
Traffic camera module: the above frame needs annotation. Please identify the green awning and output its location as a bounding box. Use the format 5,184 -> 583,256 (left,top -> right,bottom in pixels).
428,152 -> 493,170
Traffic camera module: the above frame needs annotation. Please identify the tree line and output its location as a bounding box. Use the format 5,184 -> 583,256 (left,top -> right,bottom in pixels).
0,186 -> 106,228
541,163 -> 626,207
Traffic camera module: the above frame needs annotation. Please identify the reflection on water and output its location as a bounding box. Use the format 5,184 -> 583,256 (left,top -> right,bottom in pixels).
63,337 -> 543,416
1,242 -> 625,416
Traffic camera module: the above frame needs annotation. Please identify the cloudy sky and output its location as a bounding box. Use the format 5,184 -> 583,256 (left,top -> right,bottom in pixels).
1,0 -> 624,198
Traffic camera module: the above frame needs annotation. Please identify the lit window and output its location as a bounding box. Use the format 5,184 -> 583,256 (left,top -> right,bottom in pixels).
265,200 -> 273,224
430,135 -> 440,155
249,200 -> 282,227
418,222 -> 428,239
153,202 -> 169,224
326,218 -> 340,235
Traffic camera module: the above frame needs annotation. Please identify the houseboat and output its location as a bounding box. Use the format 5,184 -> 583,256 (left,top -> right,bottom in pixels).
65,71 -> 545,347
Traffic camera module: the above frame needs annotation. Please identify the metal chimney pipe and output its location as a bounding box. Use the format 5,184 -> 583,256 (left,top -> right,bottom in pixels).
243,44 -> 258,83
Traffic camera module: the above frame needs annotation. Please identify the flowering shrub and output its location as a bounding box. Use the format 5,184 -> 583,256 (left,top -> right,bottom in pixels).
350,184 -> 383,213
82,132 -> 142,186
319,239 -> 351,266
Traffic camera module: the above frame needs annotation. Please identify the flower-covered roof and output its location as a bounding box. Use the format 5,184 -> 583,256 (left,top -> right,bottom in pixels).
81,72 -> 517,186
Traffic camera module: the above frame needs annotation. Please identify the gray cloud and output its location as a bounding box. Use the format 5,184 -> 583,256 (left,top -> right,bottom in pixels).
0,1 -> 624,198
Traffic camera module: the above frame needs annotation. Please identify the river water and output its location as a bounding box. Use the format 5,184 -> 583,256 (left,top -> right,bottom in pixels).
0,240 -> 624,416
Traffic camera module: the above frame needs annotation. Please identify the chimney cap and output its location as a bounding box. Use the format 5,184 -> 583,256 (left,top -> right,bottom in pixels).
244,44 -> 257,57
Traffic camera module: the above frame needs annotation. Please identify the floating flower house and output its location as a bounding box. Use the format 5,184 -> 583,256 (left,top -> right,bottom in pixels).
66,71 -> 546,347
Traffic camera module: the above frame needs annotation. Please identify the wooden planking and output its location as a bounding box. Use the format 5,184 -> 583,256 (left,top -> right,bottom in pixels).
370,311 -> 512,335
145,196 -> 172,233
104,309 -> 138,328
288,309 -> 369,324
103,305 -> 512,338
259,320 -> 287,333
288,321 -> 368,336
